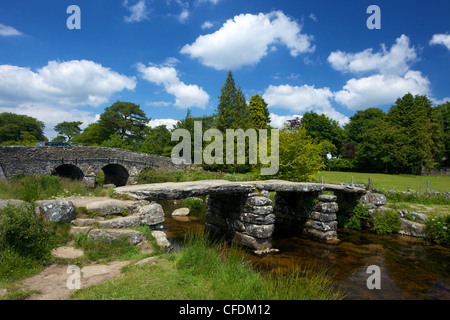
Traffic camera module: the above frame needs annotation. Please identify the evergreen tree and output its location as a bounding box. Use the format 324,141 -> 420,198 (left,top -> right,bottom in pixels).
248,94 -> 270,130
215,71 -> 249,131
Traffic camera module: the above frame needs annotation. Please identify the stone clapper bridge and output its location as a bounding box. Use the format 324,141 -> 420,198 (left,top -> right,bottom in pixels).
115,180 -> 372,251
0,146 -> 378,251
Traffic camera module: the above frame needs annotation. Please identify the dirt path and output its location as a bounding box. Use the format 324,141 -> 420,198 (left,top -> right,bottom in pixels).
20,246 -> 131,300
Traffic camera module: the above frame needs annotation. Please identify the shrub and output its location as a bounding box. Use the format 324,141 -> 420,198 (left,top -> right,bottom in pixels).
373,209 -> 401,234
0,204 -> 56,262
344,203 -> 370,230
426,214 -> 450,245
183,197 -> 204,209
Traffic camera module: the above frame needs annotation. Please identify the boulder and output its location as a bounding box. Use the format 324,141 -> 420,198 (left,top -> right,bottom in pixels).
172,207 -> 190,216
398,218 -> 427,238
360,192 -> 386,207
98,215 -> 140,229
151,230 -> 173,252
88,229 -> 143,245
39,200 -> 76,222
85,199 -> 132,215
138,203 -> 165,227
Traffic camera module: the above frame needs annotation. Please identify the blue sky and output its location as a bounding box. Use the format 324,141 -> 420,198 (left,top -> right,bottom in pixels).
0,0 -> 449,139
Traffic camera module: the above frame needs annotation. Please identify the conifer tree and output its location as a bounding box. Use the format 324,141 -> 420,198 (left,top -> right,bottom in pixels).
215,71 -> 249,131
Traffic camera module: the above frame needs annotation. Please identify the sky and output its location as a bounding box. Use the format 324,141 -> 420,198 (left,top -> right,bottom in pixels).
0,0 -> 449,139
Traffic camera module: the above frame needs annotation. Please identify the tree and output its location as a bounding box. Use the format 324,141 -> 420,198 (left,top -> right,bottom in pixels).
139,125 -> 173,156
99,101 -> 149,142
54,121 -> 83,143
274,123 -> 325,182
387,93 -> 444,172
73,122 -> 113,146
215,71 -> 250,131
344,108 -> 386,145
300,111 -> 346,157
0,112 -> 46,145
433,102 -> 450,166
248,94 -> 270,130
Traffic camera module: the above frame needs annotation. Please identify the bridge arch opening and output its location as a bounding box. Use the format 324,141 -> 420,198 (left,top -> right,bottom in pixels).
101,164 -> 129,187
53,164 -> 84,180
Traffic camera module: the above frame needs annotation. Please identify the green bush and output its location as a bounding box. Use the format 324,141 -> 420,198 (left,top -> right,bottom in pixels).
344,203 -> 370,230
183,197 -> 204,209
426,214 -> 450,245
373,209 -> 401,234
0,204 -> 55,261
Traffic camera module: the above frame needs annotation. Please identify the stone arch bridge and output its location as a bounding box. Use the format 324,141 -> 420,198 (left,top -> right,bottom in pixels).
0,146 -> 191,187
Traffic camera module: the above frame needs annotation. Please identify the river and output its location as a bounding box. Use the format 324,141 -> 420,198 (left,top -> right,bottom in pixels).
159,199 -> 450,300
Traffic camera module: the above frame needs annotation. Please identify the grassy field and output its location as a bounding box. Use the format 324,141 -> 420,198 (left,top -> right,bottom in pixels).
313,171 -> 450,193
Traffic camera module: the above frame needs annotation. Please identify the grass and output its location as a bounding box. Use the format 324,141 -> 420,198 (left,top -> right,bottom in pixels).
0,174 -> 111,203
313,171 -> 449,193
70,231 -> 345,300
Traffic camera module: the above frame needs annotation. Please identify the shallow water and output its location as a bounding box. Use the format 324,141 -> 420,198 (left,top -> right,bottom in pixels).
159,200 -> 450,300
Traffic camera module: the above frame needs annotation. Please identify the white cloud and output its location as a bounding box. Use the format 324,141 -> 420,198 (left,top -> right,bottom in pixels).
269,113 -> 302,128
334,71 -> 431,110
123,0 -> 150,23
328,34 -> 417,76
180,11 -> 315,70
201,21 -> 213,29
0,23 -> 23,36
263,84 -> 333,112
178,8 -> 190,23
137,62 -> 209,109
0,60 -> 136,107
148,118 -> 178,129
430,33 -> 450,51
262,84 -> 349,125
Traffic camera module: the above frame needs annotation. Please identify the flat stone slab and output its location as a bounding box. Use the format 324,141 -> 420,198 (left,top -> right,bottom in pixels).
115,180 -> 255,200
114,179 -> 366,201
51,246 -> 84,259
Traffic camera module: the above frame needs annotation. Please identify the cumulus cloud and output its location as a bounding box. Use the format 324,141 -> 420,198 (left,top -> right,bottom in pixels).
180,11 -> 315,70
263,84 -> 333,112
123,0 -> 150,23
328,34 -> 417,76
0,60 -> 136,107
334,71 -> 430,110
148,118 -> 178,129
0,23 -> 23,36
137,62 -> 209,109
262,84 -> 349,125
430,33 -> 450,51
